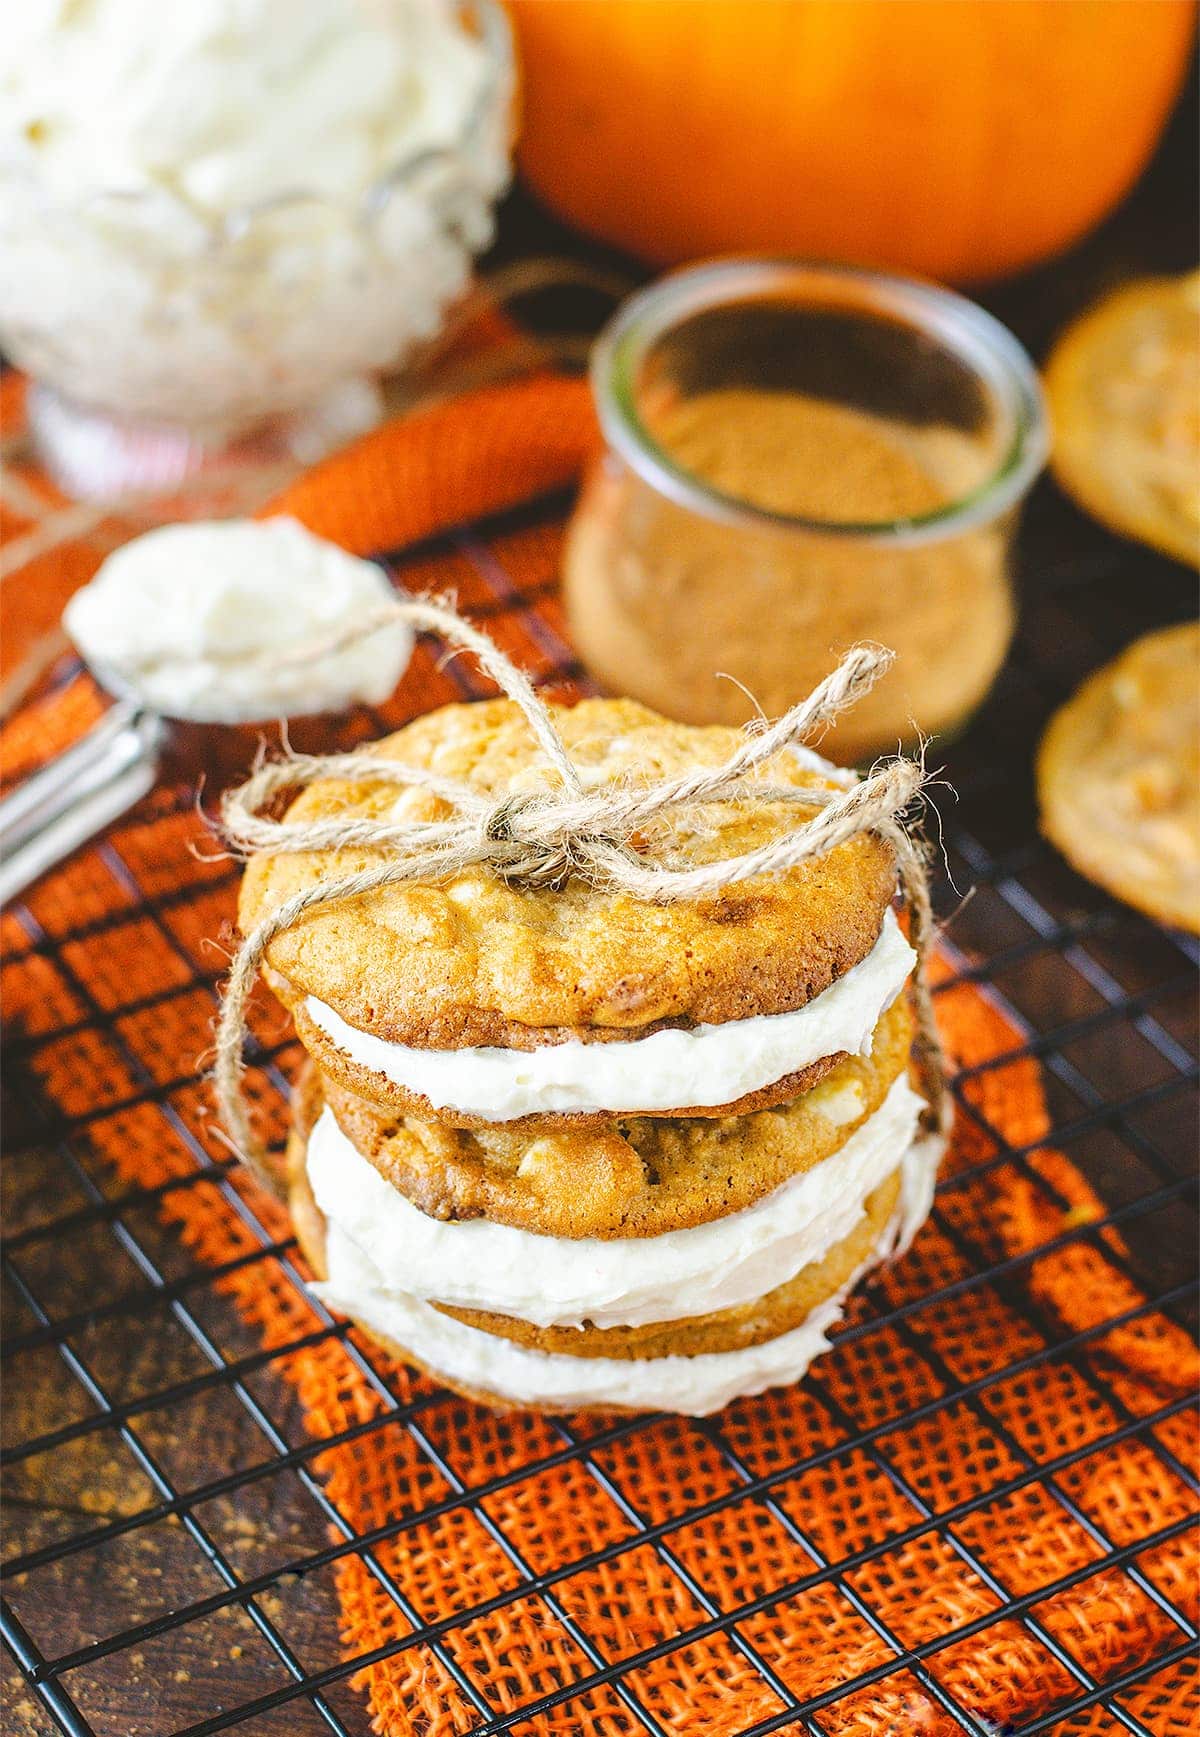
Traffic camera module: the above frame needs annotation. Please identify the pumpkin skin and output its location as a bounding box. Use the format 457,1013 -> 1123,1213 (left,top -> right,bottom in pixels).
508,0 -> 1196,282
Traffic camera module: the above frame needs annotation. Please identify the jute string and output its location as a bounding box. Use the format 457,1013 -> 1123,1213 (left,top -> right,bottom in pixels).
213,598 -> 948,1199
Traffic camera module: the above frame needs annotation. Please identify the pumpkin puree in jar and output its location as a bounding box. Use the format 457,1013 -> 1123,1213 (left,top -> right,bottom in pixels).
564,386 -> 1014,763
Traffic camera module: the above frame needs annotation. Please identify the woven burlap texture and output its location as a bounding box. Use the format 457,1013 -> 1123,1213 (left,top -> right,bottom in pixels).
2,370 -> 1196,1737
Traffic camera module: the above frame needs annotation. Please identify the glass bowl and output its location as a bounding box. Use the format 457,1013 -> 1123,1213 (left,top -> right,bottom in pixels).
0,0 -> 514,499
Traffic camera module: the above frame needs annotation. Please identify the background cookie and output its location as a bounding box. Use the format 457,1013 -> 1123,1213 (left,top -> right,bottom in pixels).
1044,270 -> 1199,567
1037,621 -> 1200,933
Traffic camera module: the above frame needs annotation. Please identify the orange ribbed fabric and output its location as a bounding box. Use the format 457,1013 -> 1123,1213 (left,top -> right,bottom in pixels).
2,372 -> 1195,1736
259,371 -> 602,554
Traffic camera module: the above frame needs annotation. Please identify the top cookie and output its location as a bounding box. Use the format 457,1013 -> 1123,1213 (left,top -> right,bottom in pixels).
240,697 -> 896,1048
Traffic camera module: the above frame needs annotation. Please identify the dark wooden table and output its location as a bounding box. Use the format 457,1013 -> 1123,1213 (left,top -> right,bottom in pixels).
4,73 -> 1197,1737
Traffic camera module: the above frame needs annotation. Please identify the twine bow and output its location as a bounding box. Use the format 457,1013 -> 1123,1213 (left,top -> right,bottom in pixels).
214,598 -> 948,1198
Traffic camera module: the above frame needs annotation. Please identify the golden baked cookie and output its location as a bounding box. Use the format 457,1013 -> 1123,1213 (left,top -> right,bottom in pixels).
287,1119 -> 901,1390
1037,622 -> 1200,933
318,996 -> 914,1240
1044,270 -> 1200,567
241,697 -> 896,1049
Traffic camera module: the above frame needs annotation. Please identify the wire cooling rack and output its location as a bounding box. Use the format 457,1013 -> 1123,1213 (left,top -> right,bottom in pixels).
2,471 -> 1197,1736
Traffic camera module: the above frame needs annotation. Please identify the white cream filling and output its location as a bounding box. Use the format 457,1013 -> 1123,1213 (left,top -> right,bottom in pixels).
311,1129 -> 943,1416
305,908 -> 915,1120
308,1074 -> 923,1328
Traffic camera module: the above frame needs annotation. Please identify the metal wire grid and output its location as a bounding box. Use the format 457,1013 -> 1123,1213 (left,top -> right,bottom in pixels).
1,499 -> 1197,1737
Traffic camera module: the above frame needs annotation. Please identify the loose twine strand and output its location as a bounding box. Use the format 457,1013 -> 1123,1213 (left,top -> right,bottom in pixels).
214,598 -> 948,1199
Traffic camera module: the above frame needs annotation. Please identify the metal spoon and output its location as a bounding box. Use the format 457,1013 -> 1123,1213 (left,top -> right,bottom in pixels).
0,666 -> 344,906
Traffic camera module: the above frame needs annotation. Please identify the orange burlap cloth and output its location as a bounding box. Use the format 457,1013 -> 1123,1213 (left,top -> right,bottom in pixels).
2,371 -> 1197,1735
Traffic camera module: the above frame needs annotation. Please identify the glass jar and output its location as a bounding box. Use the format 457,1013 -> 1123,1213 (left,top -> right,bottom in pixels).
564,260 -> 1048,764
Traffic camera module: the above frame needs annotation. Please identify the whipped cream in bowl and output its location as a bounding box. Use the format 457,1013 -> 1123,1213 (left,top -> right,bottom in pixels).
0,0 -> 514,497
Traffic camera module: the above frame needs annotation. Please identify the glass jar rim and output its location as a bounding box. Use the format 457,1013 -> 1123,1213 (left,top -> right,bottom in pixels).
591,258 -> 1049,545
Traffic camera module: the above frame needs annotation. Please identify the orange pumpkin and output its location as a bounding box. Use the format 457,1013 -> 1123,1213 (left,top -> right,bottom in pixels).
508,0 -> 1196,283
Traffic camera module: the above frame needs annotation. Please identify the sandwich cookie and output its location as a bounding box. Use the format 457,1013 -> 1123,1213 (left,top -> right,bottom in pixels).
240,697 -> 904,1130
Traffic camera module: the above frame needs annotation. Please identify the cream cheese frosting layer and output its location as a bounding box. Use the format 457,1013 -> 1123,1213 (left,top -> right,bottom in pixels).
308,1074 -> 923,1329
305,907 -> 915,1120
311,1130 -> 943,1416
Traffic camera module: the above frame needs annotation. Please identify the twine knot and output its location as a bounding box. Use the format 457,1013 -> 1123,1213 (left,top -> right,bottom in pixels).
213,596 -> 949,1199
482,792 -> 630,891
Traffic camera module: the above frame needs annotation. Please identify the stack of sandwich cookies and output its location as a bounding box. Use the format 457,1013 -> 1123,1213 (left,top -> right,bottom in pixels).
240,696 -> 944,1415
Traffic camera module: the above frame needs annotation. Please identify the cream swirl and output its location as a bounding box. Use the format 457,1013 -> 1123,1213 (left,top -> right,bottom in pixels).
305,908 -> 915,1120
64,519 -> 413,722
307,1074 -> 924,1328
311,1128 -> 942,1415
